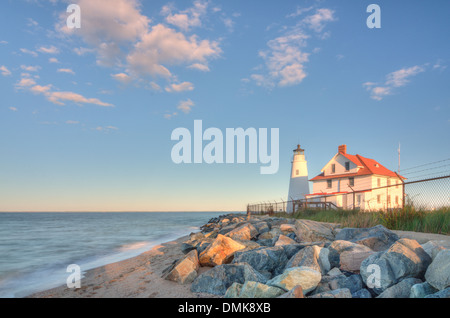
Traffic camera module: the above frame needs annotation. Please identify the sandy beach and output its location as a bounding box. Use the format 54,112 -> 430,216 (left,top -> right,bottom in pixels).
27,216 -> 450,299
28,235 -> 218,298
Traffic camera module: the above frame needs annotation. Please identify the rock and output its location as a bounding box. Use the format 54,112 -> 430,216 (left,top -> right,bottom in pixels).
199,234 -> 246,267
190,263 -> 268,296
360,239 -> 432,294
267,266 -> 321,294
190,232 -> 205,241
335,225 -> 399,251
280,224 -> 296,233
224,283 -> 242,298
294,220 -> 336,242
226,223 -> 258,241
421,241 -> 445,260
258,228 -> 282,240
278,285 -> 304,298
328,240 -> 374,270
285,246 -> 330,275
219,224 -> 237,235
410,282 -> 438,298
181,241 -> 197,254
274,234 -> 296,246
253,222 -> 270,235
329,274 -> 363,294
232,246 -> 288,276
196,238 -> 214,254
377,278 -> 422,298
309,288 -> 352,298
339,249 -> 375,273
162,250 -> 199,284
257,239 -> 274,247
425,287 -> 450,298
225,281 -> 285,298
352,289 -> 372,298
425,249 -> 450,291
281,244 -> 306,259
327,268 -> 343,277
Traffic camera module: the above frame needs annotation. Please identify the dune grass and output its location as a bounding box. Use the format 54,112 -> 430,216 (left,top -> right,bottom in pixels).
274,206 -> 449,235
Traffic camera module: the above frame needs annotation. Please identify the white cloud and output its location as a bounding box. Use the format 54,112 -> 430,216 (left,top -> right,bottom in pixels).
0,65 -> 11,76
16,74 -> 113,107
302,8 -> 335,33
9,107 -> 18,112
66,120 -> 80,125
57,68 -> 75,75
250,8 -> 335,88
177,99 -> 194,114
95,126 -> 119,132
126,24 -> 221,79
0,41 -> 7,45
58,0 -> 220,87
164,112 -> 178,119
73,47 -> 95,56
111,73 -> 132,84
161,0 -> 208,32
38,45 -> 59,54
49,57 -> 59,63
364,65 -> 426,100
21,65 -> 41,72
165,81 -> 195,93
20,48 -> 38,57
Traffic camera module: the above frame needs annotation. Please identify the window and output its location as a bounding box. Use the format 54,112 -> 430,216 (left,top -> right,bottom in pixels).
377,195 -> 381,204
349,177 -> 355,187
387,179 -> 391,187
357,195 -> 362,204
345,162 -> 350,171
377,178 -> 381,187
395,196 -> 399,204
387,195 -> 391,204
331,164 -> 336,174
327,180 -> 332,188
296,169 -> 299,176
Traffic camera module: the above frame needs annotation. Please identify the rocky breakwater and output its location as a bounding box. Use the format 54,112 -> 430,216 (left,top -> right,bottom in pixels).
162,214 -> 450,298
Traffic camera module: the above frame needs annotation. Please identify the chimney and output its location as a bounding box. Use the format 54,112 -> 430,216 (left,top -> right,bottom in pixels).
338,145 -> 347,154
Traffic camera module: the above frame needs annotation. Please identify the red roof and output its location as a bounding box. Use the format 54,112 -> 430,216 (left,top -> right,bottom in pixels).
310,153 -> 405,181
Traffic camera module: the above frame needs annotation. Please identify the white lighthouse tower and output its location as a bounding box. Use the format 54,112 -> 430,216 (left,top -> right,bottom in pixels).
287,144 -> 310,213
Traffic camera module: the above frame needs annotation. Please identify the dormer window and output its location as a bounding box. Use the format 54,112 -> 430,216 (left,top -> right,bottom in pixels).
345,162 -> 350,171
331,164 -> 336,174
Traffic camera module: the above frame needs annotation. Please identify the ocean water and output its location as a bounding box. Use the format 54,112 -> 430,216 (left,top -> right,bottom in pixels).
0,212 -> 233,298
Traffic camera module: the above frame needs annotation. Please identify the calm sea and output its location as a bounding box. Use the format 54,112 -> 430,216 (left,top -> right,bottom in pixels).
0,212 -> 233,298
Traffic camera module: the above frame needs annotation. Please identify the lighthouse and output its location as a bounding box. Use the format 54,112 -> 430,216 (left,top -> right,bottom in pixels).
287,144 -> 310,213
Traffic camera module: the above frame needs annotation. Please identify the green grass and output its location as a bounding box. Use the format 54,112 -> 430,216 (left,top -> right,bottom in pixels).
274,206 -> 449,235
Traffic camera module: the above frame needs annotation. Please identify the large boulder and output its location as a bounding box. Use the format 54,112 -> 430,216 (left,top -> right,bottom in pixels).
226,223 -> 258,241
377,278 -> 422,298
232,246 -> 288,276
425,287 -> 450,298
329,274 -> 364,294
421,241 -> 446,260
360,239 -> 432,294
410,282 -> 438,298
285,245 -> 331,275
198,234 -> 246,267
424,249 -> 450,291
278,285 -> 305,298
274,234 -> 296,246
280,224 -> 296,233
294,220 -> 336,242
309,288 -> 352,298
352,289 -> 372,298
328,240 -> 374,271
253,222 -> 270,235
162,250 -> 199,284
335,225 -> 399,251
267,266 -> 322,294
224,281 -> 285,298
190,263 -> 267,296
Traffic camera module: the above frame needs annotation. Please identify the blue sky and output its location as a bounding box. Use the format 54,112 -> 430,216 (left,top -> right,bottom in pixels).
0,0 -> 449,212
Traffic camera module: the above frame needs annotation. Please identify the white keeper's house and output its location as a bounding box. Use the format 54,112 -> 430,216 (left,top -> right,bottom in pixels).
307,145 -> 406,211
